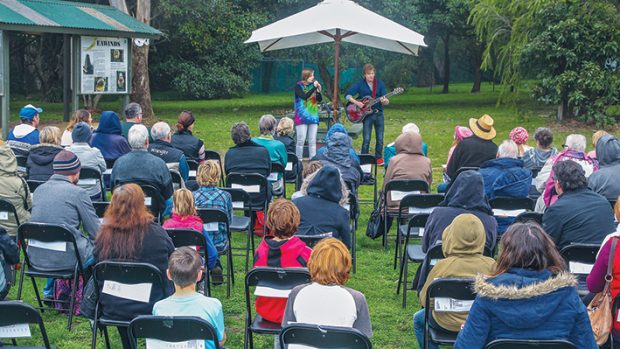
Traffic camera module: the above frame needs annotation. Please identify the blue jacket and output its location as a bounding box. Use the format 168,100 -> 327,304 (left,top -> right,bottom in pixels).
316,123 -> 360,164
479,158 -> 531,199
455,268 -> 597,349
90,111 -> 131,161
344,78 -> 387,112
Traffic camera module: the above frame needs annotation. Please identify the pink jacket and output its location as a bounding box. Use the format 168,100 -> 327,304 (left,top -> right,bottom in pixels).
162,213 -> 203,232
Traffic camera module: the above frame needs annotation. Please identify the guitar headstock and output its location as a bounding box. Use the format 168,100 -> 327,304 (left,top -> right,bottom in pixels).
392,87 -> 404,95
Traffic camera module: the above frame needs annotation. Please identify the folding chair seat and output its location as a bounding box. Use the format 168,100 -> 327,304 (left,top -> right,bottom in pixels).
204,150 -> 225,186
16,223 -> 87,330
222,188 -> 254,273
279,323 -> 372,349
0,301 -> 54,348
383,180 -> 430,252
169,170 -> 185,190
284,152 -> 302,191
166,228 -> 212,296
485,339 -> 577,349
244,267 -> 311,349
78,167 -> 106,201
128,315 -> 221,349
197,208 -> 233,298
358,154 -> 378,205
560,244 -> 599,297
187,159 -> 199,181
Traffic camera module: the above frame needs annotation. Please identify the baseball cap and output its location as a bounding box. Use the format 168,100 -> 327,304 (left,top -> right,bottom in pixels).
19,104 -> 43,120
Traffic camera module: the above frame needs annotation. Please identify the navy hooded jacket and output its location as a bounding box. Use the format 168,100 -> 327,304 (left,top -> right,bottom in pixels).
588,135 -> 620,200
90,111 -> 131,161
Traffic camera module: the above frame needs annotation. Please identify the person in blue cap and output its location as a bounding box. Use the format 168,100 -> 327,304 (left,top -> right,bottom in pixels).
6,104 -> 42,156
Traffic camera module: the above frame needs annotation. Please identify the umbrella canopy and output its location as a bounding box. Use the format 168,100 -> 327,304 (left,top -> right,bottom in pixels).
245,0 -> 426,118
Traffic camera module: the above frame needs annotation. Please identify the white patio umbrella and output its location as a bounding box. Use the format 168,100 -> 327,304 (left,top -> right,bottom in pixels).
244,0 -> 426,118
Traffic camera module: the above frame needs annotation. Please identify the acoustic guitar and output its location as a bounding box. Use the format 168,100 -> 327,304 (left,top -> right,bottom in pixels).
345,87 -> 404,123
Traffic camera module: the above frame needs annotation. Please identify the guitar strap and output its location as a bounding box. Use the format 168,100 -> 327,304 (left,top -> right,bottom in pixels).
372,79 -> 377,98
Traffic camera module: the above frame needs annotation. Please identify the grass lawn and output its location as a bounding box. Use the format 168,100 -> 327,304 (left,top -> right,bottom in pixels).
5,83 -> 610,348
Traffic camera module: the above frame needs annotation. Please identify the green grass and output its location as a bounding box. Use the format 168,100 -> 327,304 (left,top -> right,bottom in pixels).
5,83 -> 608,348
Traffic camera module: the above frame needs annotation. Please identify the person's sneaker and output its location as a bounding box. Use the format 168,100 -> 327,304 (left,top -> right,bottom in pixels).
376,158 -> 384,166
211,264 -> 224,286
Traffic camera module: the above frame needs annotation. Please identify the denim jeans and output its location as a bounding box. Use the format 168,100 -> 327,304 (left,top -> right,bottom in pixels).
43,254 -> 98,298
413,308 -> 439,349
361,111 -> 384,159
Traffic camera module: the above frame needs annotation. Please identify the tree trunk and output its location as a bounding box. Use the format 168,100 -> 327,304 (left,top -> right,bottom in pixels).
471,44 -> 483,93
557,98 -> 569,122
131,0 -> 154,119
442,34 -> 450,94
317,61 -> 334,103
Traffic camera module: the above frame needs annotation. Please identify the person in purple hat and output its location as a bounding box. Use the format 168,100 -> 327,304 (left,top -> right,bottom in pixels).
6,104 -> 42,156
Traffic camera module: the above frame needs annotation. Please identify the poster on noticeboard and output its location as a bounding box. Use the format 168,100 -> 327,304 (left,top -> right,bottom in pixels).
80,36 -> 128,94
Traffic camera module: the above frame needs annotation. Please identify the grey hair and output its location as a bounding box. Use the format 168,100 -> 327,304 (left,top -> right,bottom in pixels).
498,140 -> 519,159
231,122 -> 251,145
124,102 -> 142,120
128,124 -> 149,150
565,134 -> 586,152
151,122 -> 171,141
259,114 -> 277,136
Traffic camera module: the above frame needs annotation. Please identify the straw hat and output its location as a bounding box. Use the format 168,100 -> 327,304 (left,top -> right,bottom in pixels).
469,114 -> 496,140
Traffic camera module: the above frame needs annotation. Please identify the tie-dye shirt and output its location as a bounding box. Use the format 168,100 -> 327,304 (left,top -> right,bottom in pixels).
294,81 -> 321,125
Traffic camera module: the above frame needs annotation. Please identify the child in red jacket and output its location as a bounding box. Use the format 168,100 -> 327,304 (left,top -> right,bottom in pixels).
253,199 -> 312,324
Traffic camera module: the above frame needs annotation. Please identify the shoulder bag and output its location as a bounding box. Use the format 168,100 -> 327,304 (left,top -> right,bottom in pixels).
587,237 -> 617,345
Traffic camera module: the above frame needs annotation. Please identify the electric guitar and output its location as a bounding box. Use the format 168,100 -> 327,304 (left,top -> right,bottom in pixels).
345,87 -> 404,123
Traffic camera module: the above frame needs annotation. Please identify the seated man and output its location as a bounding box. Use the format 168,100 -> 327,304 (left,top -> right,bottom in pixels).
251,115 -> 287,168
121,102 -> 152,142
543,160 -> 615,250
111,124 -> 173,212
588,134 -> 620,201
7,104 -> 42,156
148,121 -> 190,182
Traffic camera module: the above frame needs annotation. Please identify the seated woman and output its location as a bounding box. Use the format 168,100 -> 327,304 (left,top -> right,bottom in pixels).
587,130 -> 609,160
90,111 -> 131,162
455,222 -> 598,349
253,199 -> 312,324
384,123 -> 428,169
26,126 -> 63,181
312,132 -> 362,191
290,160 -> 323,200
439,126 -> 473,192
316,123 -> 360,164
522,127 -> 557,170
282,238 -> 372,338
509,126 -> 532,158
171,110 -> 206,163
0,139 -> 31,237
252,114 -> 287,168
274,117 -> 296,154
414,214 -> 495,349
61,109 -> 92,147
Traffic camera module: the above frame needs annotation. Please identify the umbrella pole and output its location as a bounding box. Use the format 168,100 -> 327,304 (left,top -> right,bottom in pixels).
332,29 -> 341,122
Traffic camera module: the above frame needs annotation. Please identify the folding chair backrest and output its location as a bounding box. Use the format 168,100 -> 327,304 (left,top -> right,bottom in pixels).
298,234 -> 331,248
204,150 -> 224,182
347,193 -> 359,221
221,187 -> 252,213
359,154 -> 377,178
514,212 -> 543,225
26,180 -> 45,193
285,152 -> 300,180
610,199 -> 617,211
530,167 -> 543,179
16,155 -> 28,174
226,172 -> 269,211
128,315 -> 220,349
408,214 -> 430,232
384,179 -> 429,203
138,184 -> 164,219
187,159 -> 199,180
0,301 -> 52,348
0,198 -> 20,227
484,339 -> 577,349
270,163 -> 286,196
490,197 -> 534,217
424,243 -> 445,270
79,167 -> 106,200
279,323 -> 372,349
166,228 -> 207,251
93,201 -> 110,219
18,222 -> 82,271
425,278 -> 476,315
560,244 -> 599,275
197,208 -> 229,227
398,194 -> 443,221
170,170 -> 185,190
93,261 -> 166,309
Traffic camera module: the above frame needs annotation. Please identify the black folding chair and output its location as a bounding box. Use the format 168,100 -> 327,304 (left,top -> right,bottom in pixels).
169,169 -> 185,190
424,278 -> 476,349
383,179 -> 429,251
244,267 -> 311,349
166,228 -> 212,296
490,196 -> 534,212
16,155 -> 28,176
279,323 -> 372,349
79,167 -> 106,201
530,166 -> 543,179
187,159 -> 199,181
0,198 -> 22,227
348,192 -> 359,273
197,208 -> 233,298
91,261 -> 166,349
560,243 -> 599,297
514,212 -> 544,225
297,234 -> 332,248
359,154 -> 378,206
103,159 -> 115,191
128,315 -> 221,349
610,199 -> 617,210
270,162 -> 287,198
226,173 -> 270,214
204,150 -> 225,186
0,301 -> 54,348
17,223 -> 86,330
92,201 -> 110,220
138,184 -> 165,223
285,152 -> 302,191
485,339 -> 577,349
221,187 -> 253,273
397,214 -> 430,308
26,180 -> 46,193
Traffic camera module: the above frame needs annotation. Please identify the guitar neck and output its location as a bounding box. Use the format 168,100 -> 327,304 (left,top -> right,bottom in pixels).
367,90 -> 401,107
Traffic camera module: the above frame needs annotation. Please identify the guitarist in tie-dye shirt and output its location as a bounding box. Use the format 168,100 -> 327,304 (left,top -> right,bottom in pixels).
294,68 -> 322,159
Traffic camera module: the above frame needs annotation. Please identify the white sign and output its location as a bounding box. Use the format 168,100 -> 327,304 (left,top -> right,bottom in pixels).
492,209 -> 526,217
361,164 -> 372,174
0,211 -> 8,221
434,298 -> 473,312
102,280 -> 152,303
267,172 -> 278,181
418,227 -> 425,237
232,184 -> 260,193
390,190 -> 420,201
0,324 -> 31,338
408,207 -> 435,215
78,179 -> 98,186
28,240 -> 67,252
232,201 -> 244,209
145,197 -> 152,206
569,261 -> 594,275
188,170 -> 197,178
285,162 -> 293,171
203,223 -> 219,232
80,36 -> 129,94
146,338 -> 205,349
104,169 -> 113,175
254,286 -> 292,298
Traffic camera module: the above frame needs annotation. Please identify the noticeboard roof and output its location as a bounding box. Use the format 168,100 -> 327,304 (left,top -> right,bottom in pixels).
0,0 -> 161,39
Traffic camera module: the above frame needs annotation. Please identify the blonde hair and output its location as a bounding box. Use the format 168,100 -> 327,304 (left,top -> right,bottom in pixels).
196,160 -> 220,187
39,126 -> 61,145
301,68 -> 314,82
592,130 -> 609,149
172,188 -> 196,217
277,117 -> 294,137
363,63 -> 375,75
308,238 -> 351,285
266,199 -> 300,238
66,109 -> 91,132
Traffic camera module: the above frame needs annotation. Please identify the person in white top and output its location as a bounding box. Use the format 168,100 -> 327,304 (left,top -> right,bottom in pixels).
61,109 -> 93,147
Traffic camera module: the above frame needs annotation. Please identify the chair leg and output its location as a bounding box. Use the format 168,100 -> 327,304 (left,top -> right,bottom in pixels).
402,259 -> 409,308
205,268 -> 211,297
229,245 -> 235,286
103,326 -> 111,349
226,253 -> 231,299
245,226 -> 251,273
16,262 -> 25,300
67,273 -> 79,330
31,276 -> 44,310
91,321 -> 98,349
393,227 -> 401,269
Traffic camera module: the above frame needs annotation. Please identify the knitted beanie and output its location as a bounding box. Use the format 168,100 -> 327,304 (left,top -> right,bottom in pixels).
72,122 -> 92,143
53,150 -> 81,176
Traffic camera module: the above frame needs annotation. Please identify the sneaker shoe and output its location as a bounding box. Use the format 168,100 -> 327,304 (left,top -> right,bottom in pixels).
376,158 -> 384,166
211,265 -> 224,286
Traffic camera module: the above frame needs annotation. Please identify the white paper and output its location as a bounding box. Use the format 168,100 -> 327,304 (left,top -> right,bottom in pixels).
0,324 -> 31,338
102,280 -> 152,303
418,227 -> 425,237
104,169 -> 113,175
203,223 -> 219,232
0,211 -> 8,221
17,166 -> 27,173
569,261 -> 594,275
408,207 -> 435,215
361,164 -> 372,174
430,258 -> 440,266
492,209 -> 526,217
231,184 -> 260,193
434,298 -> 473,312
343,204 -> 350,212
232,201 -> 244,209
267,172 -> 278,181
146,338 -> 205,349
78,179 -> 97,186
28,239 -> 67,252
285,162 -> 293,171
254,286 -> 292,298
390,190 -> 420,202
144,197 -> 152,206
189,170 -> 197,177
99,218 -> 104,224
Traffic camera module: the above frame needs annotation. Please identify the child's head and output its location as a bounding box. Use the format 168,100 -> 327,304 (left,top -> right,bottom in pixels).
167,246 -> 202,288
197,160 -> 220,187
265,199 -> 300,239
308,238 -> 351,286
302,161 -> 323,179
172,188 -> 195,217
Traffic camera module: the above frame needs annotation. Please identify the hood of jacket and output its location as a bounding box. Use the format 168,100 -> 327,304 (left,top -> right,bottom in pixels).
596,135 -> 620,167
325,132 -> 352,167
474,269 -> 577,329
264,236 -> 307,254
28,144 -> 63,166
10,124 -> 37,139
395,132 -> 423,155
442,213 -> 486,256
324,123 -> 348,142
0,143 -> 17,175
307,165 -> 343,203
442,170 -> 493,215
96,111 -> 122,135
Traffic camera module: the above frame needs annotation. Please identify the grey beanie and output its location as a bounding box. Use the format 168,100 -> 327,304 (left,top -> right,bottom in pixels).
72,122 -> 92,143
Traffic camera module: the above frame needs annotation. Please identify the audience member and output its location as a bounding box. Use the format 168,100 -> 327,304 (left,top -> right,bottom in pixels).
316,123 -> 360,164
313,132 -> 362,190
224,122 -> 271,178
509,126 -> 532,158
111,124 -> 173,210
171,110 -> 206,163
414,214 -> 495,349
121,102 -> 151,141
193,161 -> 232,253
0,139 -> 31,237
290,160 -> 324,201
454,222 -> 597,349
480,140 -> 531,200
587,130 -> 609,159
6,104 -> 42,156
293,166 -> 351,248
66,122 -> 106,200
0,227 -> 19,300
294,162 -> 349,207
95,183 -> 174,348
384,123 -> 428,169
588,134 -> 620,200
423,170 -> 497,254
153,247 -> 226,349
26,126 -> 63,181
383,131 -> 432,212
275,116 -> 296,154
252,114 -> 288,167
446,126 -> 473,169
162,188 -> 222,283
61,109 -> 92,147
149,121 -> 190,182
522,127 -> 557,170
90,111 -> 131,162
282,238 -> 372,339
446,114 -> 498,181
253,199 -> 312,324
542,160 -> 615,250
